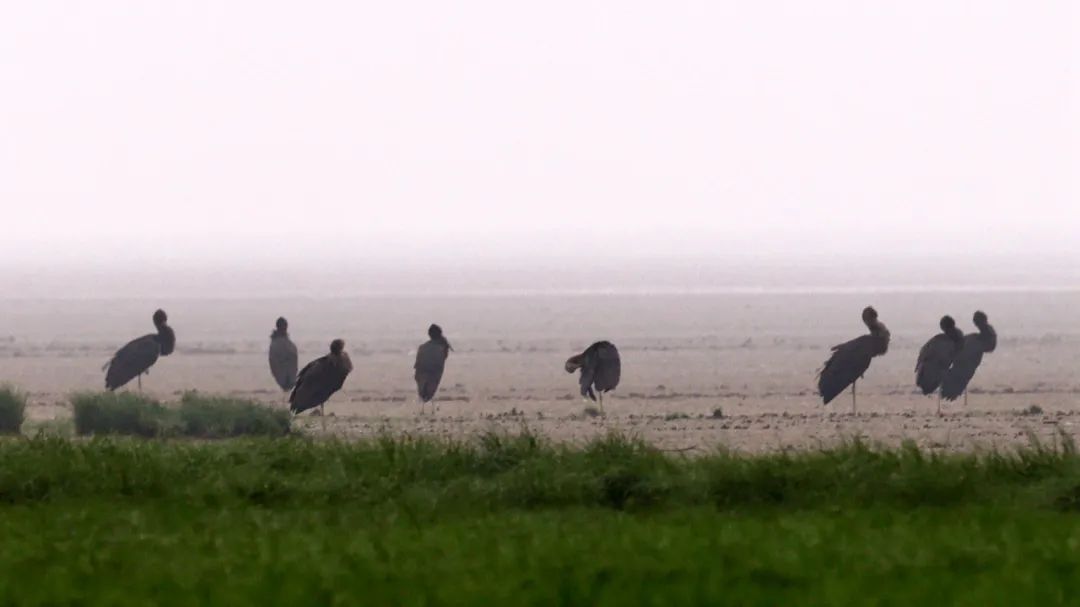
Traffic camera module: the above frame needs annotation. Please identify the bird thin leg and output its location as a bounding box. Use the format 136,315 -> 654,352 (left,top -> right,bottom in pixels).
598,391 -> 604,415
937,393 -> 942,416
964,390 -> 968,408
321,404 -> 326,433
851,380 -> 857,416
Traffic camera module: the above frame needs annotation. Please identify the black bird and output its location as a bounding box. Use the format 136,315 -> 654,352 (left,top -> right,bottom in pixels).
565,341 -> 621,412
941,311 -> 997,405
915,315 -> 966,414
268,317 -> 299,391
289,339 -> 352,423
817,306 -> 890,414
104,309 -> 175,391
414,324 -> 452,414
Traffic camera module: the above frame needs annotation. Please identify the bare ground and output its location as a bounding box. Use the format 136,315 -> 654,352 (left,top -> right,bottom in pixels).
2,291 -> 1078,452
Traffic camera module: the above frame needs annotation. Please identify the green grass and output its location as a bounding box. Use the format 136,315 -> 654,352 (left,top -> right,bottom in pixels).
0,385 -> 26,434
2,433 -> 1080,604
70,392 -> 289,438
178,392 -> 290,438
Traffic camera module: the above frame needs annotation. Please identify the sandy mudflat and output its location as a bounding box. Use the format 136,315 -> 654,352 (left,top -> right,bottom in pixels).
2,290 -> 1078,452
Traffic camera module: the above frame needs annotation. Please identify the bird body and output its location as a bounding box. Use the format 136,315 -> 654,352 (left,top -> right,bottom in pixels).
817,307 -> 889,410
915,315 -> 965,396
104,310 -> 175,391
566,341 -> 621,404
268,318 -> 299,391
289,339 -> 352,415
414,324 -> 452,407
940,311 -> 996,402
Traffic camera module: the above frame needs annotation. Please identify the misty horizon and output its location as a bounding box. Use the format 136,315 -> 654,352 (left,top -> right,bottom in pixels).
2,0 -> 1076,271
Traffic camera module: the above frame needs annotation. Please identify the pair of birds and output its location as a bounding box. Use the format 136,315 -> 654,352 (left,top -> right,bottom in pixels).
818,307 -> 997,413
269,319 -> 452,417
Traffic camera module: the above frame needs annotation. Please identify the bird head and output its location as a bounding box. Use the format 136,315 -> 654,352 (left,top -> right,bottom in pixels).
861,306 -> 878,324
565,354 -> 584,373
939,315 -> 956,332
973,311 -> 989,328
276,317 -> 288,331
153,309 -> 168,326
428,324 -> 443,339
330,339 -> 345,355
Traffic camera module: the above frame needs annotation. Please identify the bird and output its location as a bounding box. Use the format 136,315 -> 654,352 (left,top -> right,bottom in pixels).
565,341 -> 621,413
104,309 -> 176,391
915,315 -> 966,414
817,306 -> 890,414
289,339 -> 352,428
414,324 -> 452,415
268,317 -> 299,391
940,311 -> 997,405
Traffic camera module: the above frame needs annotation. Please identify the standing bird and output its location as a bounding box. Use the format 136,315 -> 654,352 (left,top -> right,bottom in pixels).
104,309 -> 175,391
565,341 -> 621,413
941,311 -> 997,405
914,315 -> 966,414
414,324 -> 452,414
268,317 -> 299,391
289,339 -> 352,425
817,306 -> 890,414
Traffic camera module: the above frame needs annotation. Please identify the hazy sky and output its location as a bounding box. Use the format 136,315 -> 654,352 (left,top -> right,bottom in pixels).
1,1 -> 1076,266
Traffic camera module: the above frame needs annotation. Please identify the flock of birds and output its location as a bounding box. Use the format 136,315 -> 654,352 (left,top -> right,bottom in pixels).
101,306 -> 996,418
818,306 -> 997,414
102,312 -> 622,417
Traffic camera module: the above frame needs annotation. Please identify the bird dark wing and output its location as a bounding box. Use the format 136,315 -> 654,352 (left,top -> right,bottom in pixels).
590,342 -> 621,393
105,334 -> 162,390
269,336 -> 299,391
915,334 -> 960,395
940,335 -> 986,401
817,335 -> 876,405
414,341 -> 448,403
289,355 -> 350,414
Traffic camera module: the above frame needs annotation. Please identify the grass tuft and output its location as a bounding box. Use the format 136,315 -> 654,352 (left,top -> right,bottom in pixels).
71,392 -> 290,438
179,392 -> 290,438
71,392 -> 177,437
0,385 -> 27,434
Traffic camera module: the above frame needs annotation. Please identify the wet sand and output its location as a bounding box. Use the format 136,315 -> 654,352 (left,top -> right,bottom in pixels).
2,290 -> 1078,452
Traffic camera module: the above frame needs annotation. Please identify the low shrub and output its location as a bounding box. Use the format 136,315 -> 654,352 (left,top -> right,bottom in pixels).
71,392 -> 178,437
0,385 -> 27,434
178,392 -> 290,438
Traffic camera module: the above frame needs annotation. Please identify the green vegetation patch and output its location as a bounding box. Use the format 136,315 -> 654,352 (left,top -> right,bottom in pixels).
178,392 -> 290,438
0,385 -> 26,435
70,392 -> 289,438
3,433 -> 1080,604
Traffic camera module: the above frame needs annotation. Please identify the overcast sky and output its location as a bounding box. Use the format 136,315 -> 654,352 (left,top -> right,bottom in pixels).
1,1 -> 1076,267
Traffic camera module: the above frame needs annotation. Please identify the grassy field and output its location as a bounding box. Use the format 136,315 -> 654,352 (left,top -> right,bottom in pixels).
1,432 -> 1079,605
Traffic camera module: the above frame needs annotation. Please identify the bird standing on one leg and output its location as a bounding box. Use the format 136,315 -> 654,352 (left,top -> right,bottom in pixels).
565,341 -> 621,414
940,311 -> 997,405
915,315 -> 966,415
104,309 -> 176,391
817,307 -> 890,415
289,339 -> 352,432
414,324 -> 452,416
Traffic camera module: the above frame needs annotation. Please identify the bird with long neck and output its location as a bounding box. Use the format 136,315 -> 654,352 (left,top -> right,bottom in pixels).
941,311 -> 997,406
103,309 -> 175,391
915,315 -> 965,414
817,306 -> 890,414
289,339 -> 352,432
414,324 -> 453,414
268,316 -> 299,392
